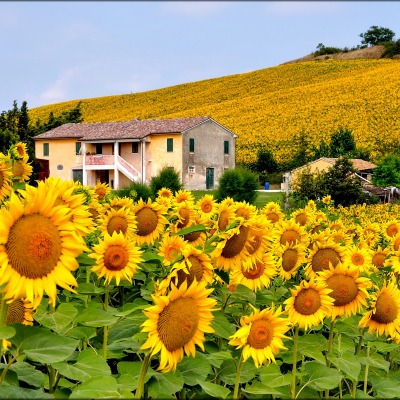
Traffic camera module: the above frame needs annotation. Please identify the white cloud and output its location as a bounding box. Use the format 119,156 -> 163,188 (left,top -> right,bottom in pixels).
264,1 -> 343,16
159,1 -> 228,17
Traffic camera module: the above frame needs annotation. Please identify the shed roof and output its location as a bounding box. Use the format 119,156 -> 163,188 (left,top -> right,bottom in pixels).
291,157 -> 377,173
34,116 -> 214,141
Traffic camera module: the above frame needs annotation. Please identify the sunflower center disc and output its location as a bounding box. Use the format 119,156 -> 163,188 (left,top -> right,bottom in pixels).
295,213 -> 307,226
218,210 -> 230,231
221,226 -> 249,258
104,245 -> 129,271
280,229 -> 301,245
184,230 -> 201,243
202,202 -> 212,213
107,215 -> 128,235
352,254 -> 364,266
177,208 -> 190,229
326,274 -> 358,306
247,319 -> 274,349
282,248 -> 298,272
12,161 -> 24,178
372,253 -> 385,268
6,214 -> 62,279
248,235 -> 262,255
266,212 -> 279,223
177,256 -> 204,287
0,172 -> 4,187
158,297 -> 199,352
6,300 -> 25,324
387,224 -> 398,237
242,262 -> 264,279
371,292 -> 398,324
312,248 -> 341,272
136,207 -> 158,236
294,288 -> 321,315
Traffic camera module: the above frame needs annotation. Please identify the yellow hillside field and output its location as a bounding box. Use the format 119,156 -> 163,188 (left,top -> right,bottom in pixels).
29,59 -> 400,165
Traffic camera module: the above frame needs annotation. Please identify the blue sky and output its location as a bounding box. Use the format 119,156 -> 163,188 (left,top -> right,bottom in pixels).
1,1 -> 399,112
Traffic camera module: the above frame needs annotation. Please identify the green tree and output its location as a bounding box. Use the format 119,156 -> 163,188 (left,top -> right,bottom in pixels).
359,26 -> 395,46
215,167 -> 259,204
329,127 -> 357,158
321,157 -> 367,207
149,166 -> 183,198
255,147 -> 278,174
371,154 -> 400,187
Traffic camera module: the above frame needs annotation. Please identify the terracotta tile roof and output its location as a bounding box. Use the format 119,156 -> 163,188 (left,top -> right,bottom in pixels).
319,157 -> 377,171
34,116 -> 211,141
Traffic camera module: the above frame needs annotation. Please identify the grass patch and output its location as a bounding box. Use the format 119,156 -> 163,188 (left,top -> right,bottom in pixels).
190,190 -> 284,209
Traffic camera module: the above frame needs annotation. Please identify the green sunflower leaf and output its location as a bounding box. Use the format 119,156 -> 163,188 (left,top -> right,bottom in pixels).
196,380 -> 231,399
69,375 -> 120,399
0,325 -> 16,340
147,370 -> 184,398
242,381 -> 285,396
175,224 -> 206,236
76,308 -> 119,327
370,376 -> 400,398
177,356 -> 212,386
358,352 -> 390,372
211,311 -> 236,338
218,359 -> 258,385
327,351 -> 361,382
34,302 -> 78,333
117,361 -> 157,391
9,361 -> 44,388
303,361 -> 344,390
0,386 -> 53,399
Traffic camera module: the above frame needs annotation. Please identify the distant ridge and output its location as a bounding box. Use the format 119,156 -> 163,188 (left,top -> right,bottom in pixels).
29,49 -> 400,166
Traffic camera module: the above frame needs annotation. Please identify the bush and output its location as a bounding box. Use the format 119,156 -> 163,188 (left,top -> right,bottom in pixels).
113,181 -> 153,202
149,166 -> 183,198
215,167 -> 259,204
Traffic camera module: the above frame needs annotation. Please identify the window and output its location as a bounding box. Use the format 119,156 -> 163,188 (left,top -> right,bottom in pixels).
224,140 -> 229,154
188,166 -> 195,174
167,138 -> 173,152
96,143 -> 103,154
132,142 -> 139,153
75,142 -> 81,155
189,138 -> 195,153
43,143 -> 49,156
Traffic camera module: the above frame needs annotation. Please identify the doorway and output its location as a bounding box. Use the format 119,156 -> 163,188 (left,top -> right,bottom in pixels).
206,168 -> 214,190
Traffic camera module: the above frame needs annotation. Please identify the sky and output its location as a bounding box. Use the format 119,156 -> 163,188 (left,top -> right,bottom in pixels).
1,1 -> 399,113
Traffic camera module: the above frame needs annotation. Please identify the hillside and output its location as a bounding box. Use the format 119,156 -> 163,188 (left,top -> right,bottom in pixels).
29,51 -> 400,166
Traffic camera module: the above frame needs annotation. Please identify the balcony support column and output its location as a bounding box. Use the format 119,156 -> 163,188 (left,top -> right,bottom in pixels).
113,141 -> 119,189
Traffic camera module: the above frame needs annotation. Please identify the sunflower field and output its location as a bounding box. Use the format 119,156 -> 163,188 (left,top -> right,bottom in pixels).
2,144 -> 400,399
28,59 -> 400,166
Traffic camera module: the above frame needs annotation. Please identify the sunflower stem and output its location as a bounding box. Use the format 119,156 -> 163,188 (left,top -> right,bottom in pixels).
136,352 -> 152,399
233,352 -> 244,400
0,296 -> 9,327
291,326 -> 299,400
324,319 -> 336,399
103,283 -> 110,360
363,344 -> 370,393
351,327 -> 366,398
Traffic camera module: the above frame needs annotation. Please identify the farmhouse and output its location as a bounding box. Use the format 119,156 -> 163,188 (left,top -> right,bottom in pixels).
33,116 -> 237,190
281,157 -> 377,193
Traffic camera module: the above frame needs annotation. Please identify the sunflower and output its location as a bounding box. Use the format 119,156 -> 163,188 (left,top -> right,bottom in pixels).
214,200 -> 237,232
390,233 -> 400,251
171,202 -> 198,233
328,219 -> 346,232
100,196 -> 135,215
157,245 -> 214,295
274,241 -> 306,281
89,231 -> 143,285
229,252 -> 276,292
141,280 -> 217,372
0,188 -> 87,308
93,182 -> 111,201
133,198 -> 168,245
157,187 -> 174,199
359,281 -> 400,341
358,222 -> 381,247
10,142 -> 28,160
345,245 -> 372,274
322,195 -> 332,205
370,246 -> 390,272
272,219 -> 308,247
242,216 -> 273,270
316,263 -> 371,319
383,250 -> 400,275
11,155 -> 32,182
284,280 -> 334,331
304,240 -> 346,280
181,214 -> 208,248
211,217 -> 253,271
98,207 -> 137,240
1,298 -> 35,350
0,154 -> 13,203
260,202 -> 284,224
196,194 -> 217,221
235,201 -> 257,221
157,234 -> 188,266
291,208 -> 313,227
174,189 -> 194,204
383,220 -> 400,240
228,305 -> 290,368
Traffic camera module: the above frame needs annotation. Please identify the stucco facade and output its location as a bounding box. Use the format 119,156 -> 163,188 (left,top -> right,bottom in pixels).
34,116 -> 237,190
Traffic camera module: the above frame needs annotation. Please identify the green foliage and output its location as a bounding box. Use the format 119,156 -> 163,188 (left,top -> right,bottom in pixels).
291,166 -> 325,204
329,127 -> 357,158
314,43 -> 343,56
359,25 -> 395,46
149,166 -> 183,198
255,147 -> 278,174
382,39 -> 400,58
371,154 -> 400,187
215,167 -> 259,204
112,181 -> 153,202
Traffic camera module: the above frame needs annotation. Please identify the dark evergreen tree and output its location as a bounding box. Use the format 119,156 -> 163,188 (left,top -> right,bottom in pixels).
329,127 -> 357,158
